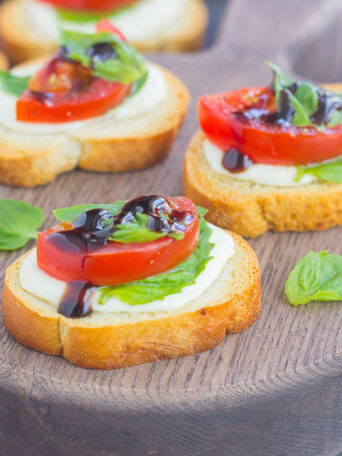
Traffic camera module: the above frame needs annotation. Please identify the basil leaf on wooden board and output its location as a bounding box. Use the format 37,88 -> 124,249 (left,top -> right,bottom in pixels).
53,201 -> 125,222
60,29 -> 147,84
0,71 -> 30,97
98,213 -> 213,305
296,159 -> 342,183
0,199 -> 44,251
285,251 -> 342,305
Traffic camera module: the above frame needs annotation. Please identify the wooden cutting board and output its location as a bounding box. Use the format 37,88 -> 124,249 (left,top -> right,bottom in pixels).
0,1 -> 341,455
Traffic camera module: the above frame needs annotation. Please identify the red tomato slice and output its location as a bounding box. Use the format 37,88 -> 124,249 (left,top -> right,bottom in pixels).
96,19 -> 127,41
199,87 -> 342,166
17,57 -> 131,123
37,0 -> 138,12
37,197 -> 200,286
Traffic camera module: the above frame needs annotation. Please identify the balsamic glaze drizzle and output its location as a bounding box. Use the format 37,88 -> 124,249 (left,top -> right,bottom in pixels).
222,148 -> 254,173
59,281 -> 94,318
87,42 -> 118,65
115,195 -> 194,236
239,82 -> 342,127
223,80 -> 342,168
48,195 -> 194,318
29,42 -> 118,104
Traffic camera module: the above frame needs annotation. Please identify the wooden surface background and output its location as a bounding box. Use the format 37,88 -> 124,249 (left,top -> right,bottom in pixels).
0,0 -> 342,455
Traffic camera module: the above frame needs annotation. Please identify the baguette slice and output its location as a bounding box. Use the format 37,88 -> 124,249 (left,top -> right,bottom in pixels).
2,231 -> 261,370
0,50 -> 9,71
184,126 -> 342,238
0,0 -> 208,64
0,62 -> 189,187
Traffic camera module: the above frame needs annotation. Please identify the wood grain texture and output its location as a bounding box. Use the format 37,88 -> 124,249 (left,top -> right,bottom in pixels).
0,0 -> 341,455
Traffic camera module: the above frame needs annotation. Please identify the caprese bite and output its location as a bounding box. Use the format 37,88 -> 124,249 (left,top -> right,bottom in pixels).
1,194 -> 261,368
0,22 -> 189,187
184,62 -> 342,237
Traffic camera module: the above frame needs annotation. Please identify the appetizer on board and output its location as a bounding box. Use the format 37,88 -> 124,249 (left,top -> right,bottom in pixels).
184,62 -> 342,237
0,0 -> 208,63
2,195 -> 261,369
0,22 -> 189,187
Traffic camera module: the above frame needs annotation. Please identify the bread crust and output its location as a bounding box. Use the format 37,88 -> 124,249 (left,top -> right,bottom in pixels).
0,0 -> 208,63
0,50 -> 9,71
1,232 -> 261,369
0,64 -> 189,187
184,130 -> 342,238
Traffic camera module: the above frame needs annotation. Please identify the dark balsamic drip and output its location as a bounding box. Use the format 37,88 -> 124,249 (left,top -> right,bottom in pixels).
50,195 -> 194,318
47,195 -> 194,256
238,82 -> 342,127
58,46 -> 72,60
222,148 -> 254,173
115,195 -> 194,235
28,42 -> 118,105
29,91 -> 56,104
47,208 -> 115,255
58,281 -> 94,318
87,42 -> 118,66
264,88 -> 297,126
311,89 -> 342,125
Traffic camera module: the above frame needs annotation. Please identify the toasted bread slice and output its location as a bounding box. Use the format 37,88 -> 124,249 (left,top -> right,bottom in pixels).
0,62 -> 189,187
0,0 -> 208,64
184,130 -> 342,238
0,50 -> 9,70
2,231 -> 261,370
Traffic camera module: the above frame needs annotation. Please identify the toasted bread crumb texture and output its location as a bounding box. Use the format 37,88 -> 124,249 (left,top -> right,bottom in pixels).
184,131 -> 342,238
1,232 -> 261,369
0,64 -> 189,187
0,0 -> 208,63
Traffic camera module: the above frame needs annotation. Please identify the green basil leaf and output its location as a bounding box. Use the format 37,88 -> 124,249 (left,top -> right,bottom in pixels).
57,4 -> 134,22
294,82 -> 318,118
98,214 -> 213,305
110,212 -> 167,243
94,58 -> 143,84
127,70 -> 148,98
53,201 -> 125,222
195,206 -> 208,217
296,158 -> 342,183
285,251 -> 342,305
110,211 -> 185,243
328,109 -> 342,127
265,62 -> 342,129
0,199 -> 44,250
290,92 -> 313,127
265,61 -> 294,104
265,62 -> 314,127
59,29 -> 146,84
0,71 -> 30,97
